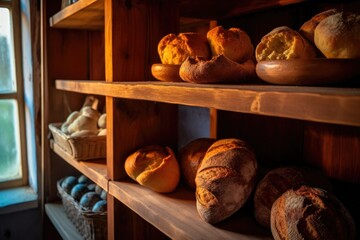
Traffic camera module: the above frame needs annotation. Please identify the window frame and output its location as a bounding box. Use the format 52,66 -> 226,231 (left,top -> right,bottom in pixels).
0,0 -> 28,190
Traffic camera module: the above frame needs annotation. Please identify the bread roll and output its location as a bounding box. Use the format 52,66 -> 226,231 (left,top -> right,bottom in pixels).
195,138 -> 257,224
158,33 -> 211,65
67,115 -> 98,134
314,12 -> 360,59
207,26 -> 254,63
179,138 -> 216,190
124,145 -> 180,193
255,26 -> 317,62
271,186 -> 356,240
179,55 -> 255,84
98,113 -> 106,129
300,9 -> 339,43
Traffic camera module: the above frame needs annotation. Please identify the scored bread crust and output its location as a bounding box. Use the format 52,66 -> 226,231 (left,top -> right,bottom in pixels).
314,12 -> 360,59
195,138 -> 257,224
255,26 -> 317,62
179,55 -> 255,84
207,26 -> 254,63
271,186 -> 356,240
124,145 -> 180,193
157,33 -> 211,65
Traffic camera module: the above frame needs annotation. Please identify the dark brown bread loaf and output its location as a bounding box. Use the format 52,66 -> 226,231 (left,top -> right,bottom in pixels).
271,185 -> 356,240
195,138 -> 257,224
179,138 -> 216,190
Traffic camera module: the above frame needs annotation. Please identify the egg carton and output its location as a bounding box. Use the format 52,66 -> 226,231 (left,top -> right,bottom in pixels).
49,123 -> 106,161
57,179 -> 107,240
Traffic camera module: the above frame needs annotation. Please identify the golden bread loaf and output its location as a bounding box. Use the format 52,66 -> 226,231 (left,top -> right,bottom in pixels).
207,26 -> 254,63
314,12 -> 360,59
195,138 -> 257,224
157,33 -> 211,65
255,26 -> 317,62
179,55 -> 255,84
299,9 -> 339,43
179,138 -> 216,190
271,186 -> 356,240
124,145 -> 180,193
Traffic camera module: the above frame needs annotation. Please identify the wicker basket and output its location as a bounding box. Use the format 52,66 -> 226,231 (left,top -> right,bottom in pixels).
57,179 -> 107,240
49,123 -> 106,161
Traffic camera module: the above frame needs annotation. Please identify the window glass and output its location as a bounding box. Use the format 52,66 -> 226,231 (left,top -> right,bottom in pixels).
0,7 -> 16,93
0,99 -> 22,182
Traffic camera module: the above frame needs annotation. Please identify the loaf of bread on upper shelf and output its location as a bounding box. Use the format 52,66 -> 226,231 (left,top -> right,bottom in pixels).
314,11 -> 360,59
124,145 -> 180,193
271,185 -> 356,240
179,138 -> 216,190
255,26 -> 317,62
157,32 -> 211,65
207,26 -> 254,63
179,55 -> 256,83
299,8 -> 339,43
195,138 -> 257,224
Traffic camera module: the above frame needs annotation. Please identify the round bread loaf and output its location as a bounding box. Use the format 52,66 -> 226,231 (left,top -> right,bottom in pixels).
157,33 -> 211,65
207,26 -> 254,63
299,9 -> 339,43
179,55 -> 255,84
195,138 -> 257,224
314,12 -> 360,59
179,138 -> 216,190
255,26 -> 317,62
254,167 -> 306,228
271,185 -> 356,240
124,145 -> 180,193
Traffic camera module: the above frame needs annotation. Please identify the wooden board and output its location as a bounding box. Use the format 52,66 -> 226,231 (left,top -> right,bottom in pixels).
55,80 -> 360,127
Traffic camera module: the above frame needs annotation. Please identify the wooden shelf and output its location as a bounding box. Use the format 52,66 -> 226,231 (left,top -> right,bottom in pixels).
109,180 -> 272,240
45,203 -> 83,240
50,0 -> 104,30
55,80 -> 360,127
50,140 -> 108,191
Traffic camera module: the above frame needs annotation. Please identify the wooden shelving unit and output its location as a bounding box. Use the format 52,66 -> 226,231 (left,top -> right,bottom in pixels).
41,0 -> 360,239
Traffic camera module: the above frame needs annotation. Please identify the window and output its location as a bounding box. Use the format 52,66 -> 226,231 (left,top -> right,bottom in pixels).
0,0 -> 28,190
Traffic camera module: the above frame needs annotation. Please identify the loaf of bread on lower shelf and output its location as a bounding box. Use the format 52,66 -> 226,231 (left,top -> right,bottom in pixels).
179,138 -> 216,190
271,185 -> 356,240
195,138 -> 257,224
124,145 -> 180,193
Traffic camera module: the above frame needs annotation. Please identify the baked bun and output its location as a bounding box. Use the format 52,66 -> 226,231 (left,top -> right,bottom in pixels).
207,26 -> 254,63
179,55 -> 255,84
314,12 -> 360,59
255,26 -> 317,62
124,145 -> 180,193
158,33 -> 211,65
300,9 -> 339,43
271,186 -> 356,240
195,138 -> 257,224
179,138 -> 216,190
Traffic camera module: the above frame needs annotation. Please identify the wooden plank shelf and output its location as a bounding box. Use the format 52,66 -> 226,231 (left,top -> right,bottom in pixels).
109,180 -> 272,240
45,203 -> 83,240
50,140 -> 108,191
50,0 -> 104,30
55,80 -> 360,127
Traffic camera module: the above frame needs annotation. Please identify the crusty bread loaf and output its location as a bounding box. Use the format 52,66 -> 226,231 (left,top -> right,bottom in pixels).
158,33 -> 211,65
124,145 -> 180,193
254,167 -> 306,228
179,138 -> 216,190
314,12 -> 360,59
179,55 -> 255,84
195,138 -> 257,224
255,26 -> 317,62
271,186 -> 356,240
299,9 -> 339,43
207,26 -> 254,63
